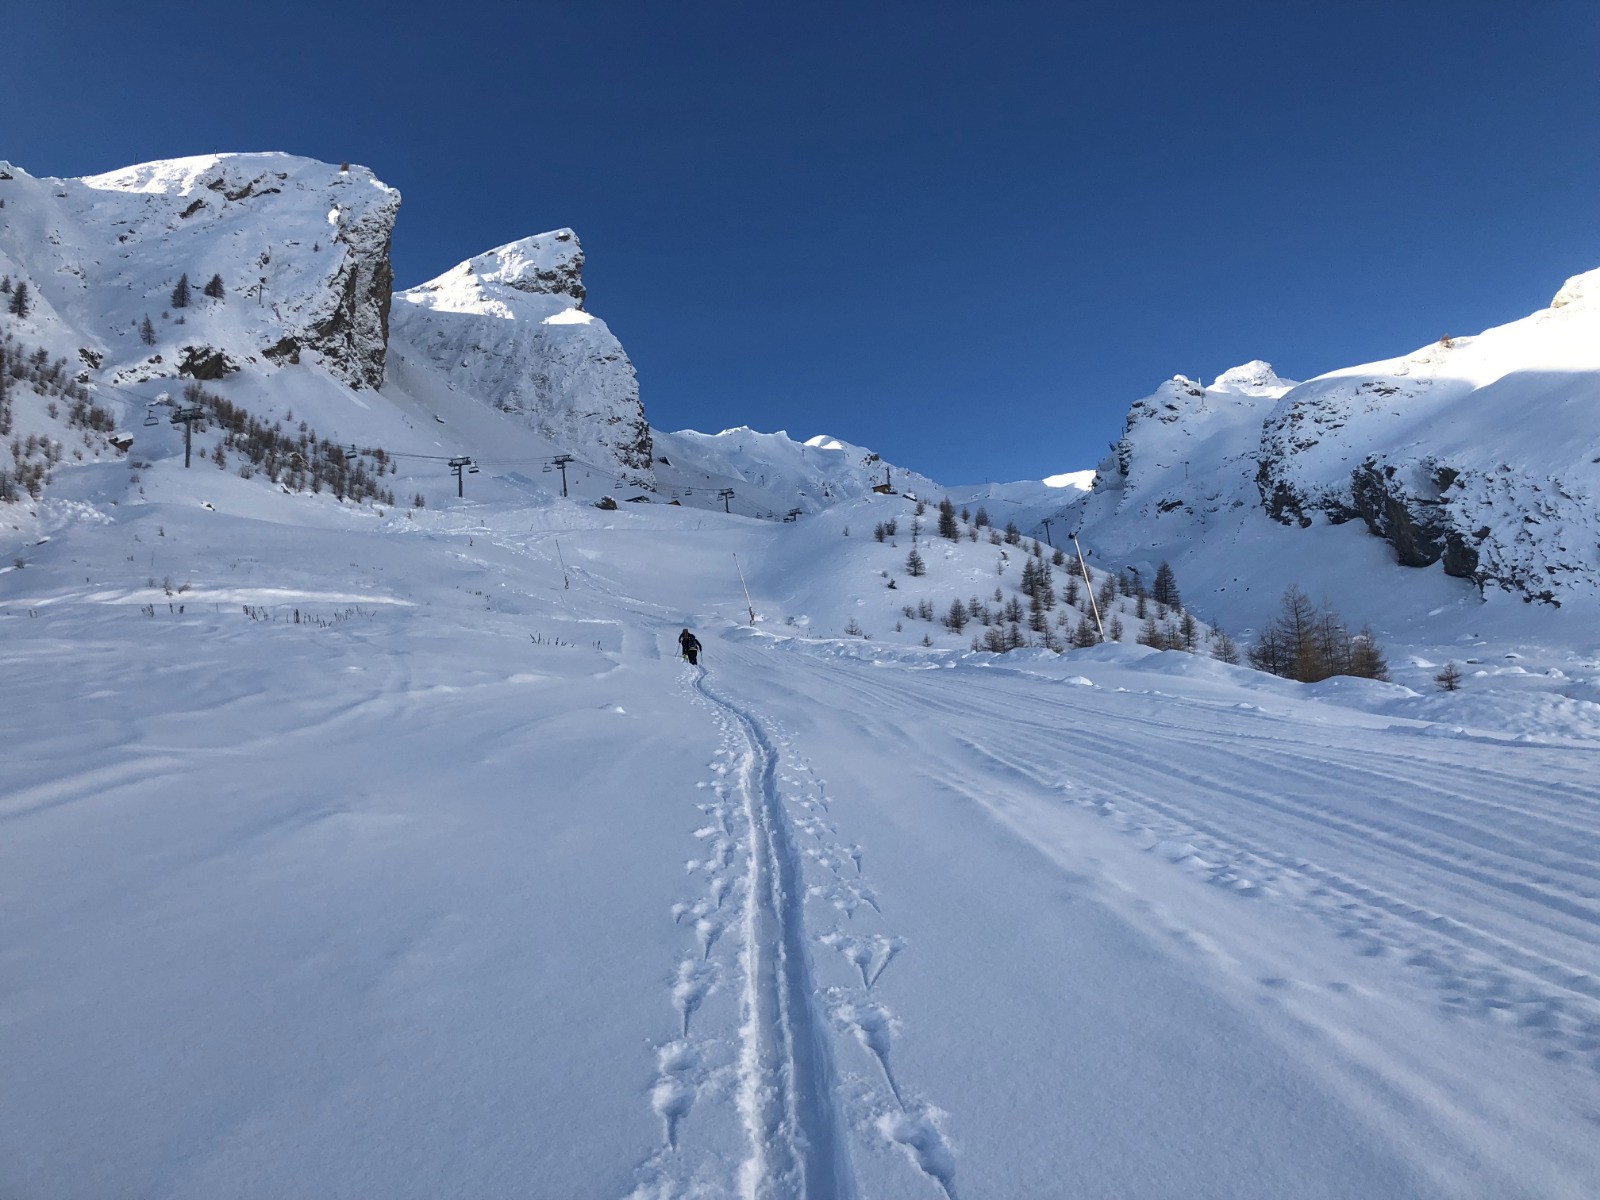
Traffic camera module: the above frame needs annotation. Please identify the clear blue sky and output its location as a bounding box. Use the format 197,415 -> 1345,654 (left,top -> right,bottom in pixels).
8,1 -> 1598,483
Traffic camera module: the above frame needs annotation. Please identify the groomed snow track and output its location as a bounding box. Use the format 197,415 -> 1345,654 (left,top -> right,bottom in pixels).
692,668 -> 856,1200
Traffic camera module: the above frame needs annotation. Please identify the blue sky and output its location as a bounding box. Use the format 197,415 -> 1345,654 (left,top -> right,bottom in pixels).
8,1 -> 1598,484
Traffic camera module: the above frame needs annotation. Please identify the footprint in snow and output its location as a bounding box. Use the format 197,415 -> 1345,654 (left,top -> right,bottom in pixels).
836,1000 -> 904,1104
650,1044 -> 699,1150
877,1106 -> 958,1199
810,879 -> 881,919
694,916 -> 723,960
672,959 -> 716,1037
821,930 -> 907,988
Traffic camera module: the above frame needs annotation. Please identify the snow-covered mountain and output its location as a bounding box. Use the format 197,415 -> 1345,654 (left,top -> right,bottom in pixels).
649,427 -> 943,516
0,151 -> 954,512
0,153 -> 399,390
6,400 -> 1600,1197
1069,273 -> 1600,624
391,231 -> 655,486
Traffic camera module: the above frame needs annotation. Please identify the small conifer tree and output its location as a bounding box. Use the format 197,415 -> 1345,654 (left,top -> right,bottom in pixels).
203,273 -> 225,299
1210,626 -> 1241,665
1153,561 -> 1181,609
171,274 -> 191,309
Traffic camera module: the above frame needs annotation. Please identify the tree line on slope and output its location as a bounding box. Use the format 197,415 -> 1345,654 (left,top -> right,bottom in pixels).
183,383 -> 398,507
863,495 -> 1390,683
0,331 -> 118,503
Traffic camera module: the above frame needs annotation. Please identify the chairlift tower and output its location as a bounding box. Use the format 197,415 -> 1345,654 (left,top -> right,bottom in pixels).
449,456 -> 478,498
550,454 -> 575,498
169,405 -> 205,468
717,487 -> 735,513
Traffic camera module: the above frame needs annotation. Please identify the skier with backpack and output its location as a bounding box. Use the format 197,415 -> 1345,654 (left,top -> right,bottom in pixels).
678,628 -> 702,666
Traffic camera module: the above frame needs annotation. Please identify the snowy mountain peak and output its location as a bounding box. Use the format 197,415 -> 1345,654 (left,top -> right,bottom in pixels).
79,152 -> 392,203
1549,265 -> 1599,312
1211,360 -> 1295,393
390,230 -> 651,483
399,230 -> 587,320
0,151 -> 401,390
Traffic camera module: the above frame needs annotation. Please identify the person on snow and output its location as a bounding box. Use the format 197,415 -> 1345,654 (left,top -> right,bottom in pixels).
679,628 -> 702,666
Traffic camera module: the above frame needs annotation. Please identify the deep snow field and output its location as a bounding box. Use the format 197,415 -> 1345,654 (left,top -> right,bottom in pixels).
5,428 -> 1600,1200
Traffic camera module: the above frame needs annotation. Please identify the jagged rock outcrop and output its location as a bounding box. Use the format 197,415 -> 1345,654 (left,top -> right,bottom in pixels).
390,230 -> 654,485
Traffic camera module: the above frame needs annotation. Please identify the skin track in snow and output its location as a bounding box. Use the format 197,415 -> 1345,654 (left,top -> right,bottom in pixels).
696,667 -> 856,1199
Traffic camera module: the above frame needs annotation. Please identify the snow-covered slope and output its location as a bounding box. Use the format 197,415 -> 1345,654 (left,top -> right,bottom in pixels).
391,231 -> 655,486
5,446 -> 1600,1197
0,153 -> 400,390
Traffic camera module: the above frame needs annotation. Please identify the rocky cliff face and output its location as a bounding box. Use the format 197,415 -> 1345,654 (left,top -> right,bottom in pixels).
0,153 -> 401,391
390,231 -> 654,485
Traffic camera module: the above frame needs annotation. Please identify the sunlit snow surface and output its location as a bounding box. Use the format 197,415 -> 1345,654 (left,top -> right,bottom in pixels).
3,152 -> 1600,1198
4,470 -> 1600,1198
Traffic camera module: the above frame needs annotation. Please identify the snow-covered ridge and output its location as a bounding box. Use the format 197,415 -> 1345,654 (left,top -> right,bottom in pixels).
650,425 -> 942,515
1076,267 -> 1600,609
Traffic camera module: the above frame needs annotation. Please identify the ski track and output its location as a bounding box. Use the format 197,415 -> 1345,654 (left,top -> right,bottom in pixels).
808,649 -> 1600,1077
633,658 -> 957,1199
